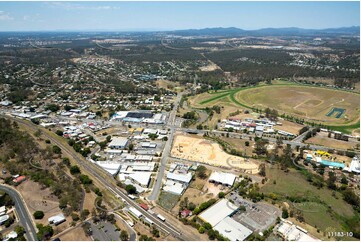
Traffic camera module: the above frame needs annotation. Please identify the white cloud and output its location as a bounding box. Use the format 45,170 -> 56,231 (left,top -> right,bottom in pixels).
45,2 -> 120,11
23,14 -> 43,22
0,11 -> 14,21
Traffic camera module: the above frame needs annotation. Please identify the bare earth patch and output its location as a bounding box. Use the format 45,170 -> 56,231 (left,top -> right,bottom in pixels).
171,133 -> 259,173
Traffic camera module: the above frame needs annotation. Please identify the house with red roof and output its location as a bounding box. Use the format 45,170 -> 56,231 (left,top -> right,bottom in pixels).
181,209 -> 192,218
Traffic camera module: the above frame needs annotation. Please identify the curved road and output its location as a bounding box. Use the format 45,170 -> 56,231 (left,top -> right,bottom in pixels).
0,185 -> 37,241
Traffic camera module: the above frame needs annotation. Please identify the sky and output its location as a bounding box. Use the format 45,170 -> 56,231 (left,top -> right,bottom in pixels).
0,1 -> 359,31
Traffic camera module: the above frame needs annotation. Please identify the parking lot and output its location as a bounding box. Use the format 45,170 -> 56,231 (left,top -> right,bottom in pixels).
89,221 -> 121,241
229,192 -> 281,232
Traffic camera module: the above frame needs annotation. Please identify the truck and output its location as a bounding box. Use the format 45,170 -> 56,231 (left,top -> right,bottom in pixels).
157,214 -> 166,222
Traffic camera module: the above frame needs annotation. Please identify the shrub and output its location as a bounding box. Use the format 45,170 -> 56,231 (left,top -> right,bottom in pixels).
33,211 -> 45,220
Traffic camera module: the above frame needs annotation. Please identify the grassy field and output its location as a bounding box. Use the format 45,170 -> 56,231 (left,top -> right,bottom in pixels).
189,83 -> 359,134
261,167 -> 356,237
234,85 -> 359,126
157,191 -> 181,211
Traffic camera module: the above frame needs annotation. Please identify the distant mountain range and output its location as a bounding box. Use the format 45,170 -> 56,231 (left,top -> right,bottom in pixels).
166,26 -> 360,37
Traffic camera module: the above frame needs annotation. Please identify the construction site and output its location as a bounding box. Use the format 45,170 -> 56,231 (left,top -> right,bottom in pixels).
171,133 -> 259,174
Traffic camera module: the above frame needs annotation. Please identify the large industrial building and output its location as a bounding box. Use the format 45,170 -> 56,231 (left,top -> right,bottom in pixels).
199,199 -> 253,241
110,111 -> 166,124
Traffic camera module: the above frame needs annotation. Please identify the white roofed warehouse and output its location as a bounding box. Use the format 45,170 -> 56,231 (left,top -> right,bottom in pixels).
108,137 -> 129,149
214,216 -> 252,241
198,199 -> 253,241
209,171 -> 236,187
198,199 -> 239,226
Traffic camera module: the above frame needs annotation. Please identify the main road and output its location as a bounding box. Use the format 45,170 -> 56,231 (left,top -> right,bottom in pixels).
0,185 -> 37,241
148,92 -> 183,201
1,115 -> 185,240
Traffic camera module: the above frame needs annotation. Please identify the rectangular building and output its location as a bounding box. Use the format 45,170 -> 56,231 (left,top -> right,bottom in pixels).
108,137 -> 129,149
199,199 -> 239,227
209,171 -> 236,187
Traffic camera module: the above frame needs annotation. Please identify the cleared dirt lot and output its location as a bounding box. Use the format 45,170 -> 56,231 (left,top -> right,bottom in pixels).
305,132 -> 358,150
171,133 -> 259,173
17,180 -> 62,223
274,119 -> 304,135
58,226 -> 89,241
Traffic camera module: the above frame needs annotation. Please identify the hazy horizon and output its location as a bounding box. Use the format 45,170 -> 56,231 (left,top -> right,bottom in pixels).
0,1 -> 359,31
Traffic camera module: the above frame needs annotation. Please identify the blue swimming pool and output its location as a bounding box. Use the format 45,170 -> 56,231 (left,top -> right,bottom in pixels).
321,160 -> 345,168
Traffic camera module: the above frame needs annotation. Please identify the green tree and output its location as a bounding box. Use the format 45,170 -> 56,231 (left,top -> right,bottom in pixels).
282,208 -> 289,219
196,165 -> 208,179
259,163 -> 266,177
327,171 -> 337,190
198,227 -> 205,234
36,224 -> 54,240
33,211 -> 45,219
218,192 -> 225,199
151,227 -> 160,238
207,229 -> 216,240
55,130 -> 63,136
79,175 -> 93,185
71,213 -> 80,221
45,104 -> 60,112
106,135 -> 112,142
52,145 -> 62,154
62,157 -> 71,167
125,184 -> 136,194
120,230 -> 129,241
14,225 -> 25,237
80,209 -> 90,221
70,165 -> 81,175
254,139 -> 268,156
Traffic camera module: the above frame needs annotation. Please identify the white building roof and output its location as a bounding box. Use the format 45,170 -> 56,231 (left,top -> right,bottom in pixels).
48,214 -> 66,225
349,157 -> 360,173
126,172 -> 151,187
209,171 -> 236,186
96,161 -> 121,175
5,231 -> 18,240
108,137 -> 128,148
214,217 -> 252,241
167,172 -> 192,184
199,199 -> 238,227
135,155 -> 153,161
104,149 -> 123,154
129,207 -> 142,218
163,180 -> 185,195
143,128 -> 158,134
278,220 -> 320,241
112,111 -> 129,120
0,215 -> 9,224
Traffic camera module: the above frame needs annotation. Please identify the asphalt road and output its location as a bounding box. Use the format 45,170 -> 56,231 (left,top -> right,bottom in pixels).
148,92 -> 183,201
0,185 -> 37,241
2,115 -> 184,240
